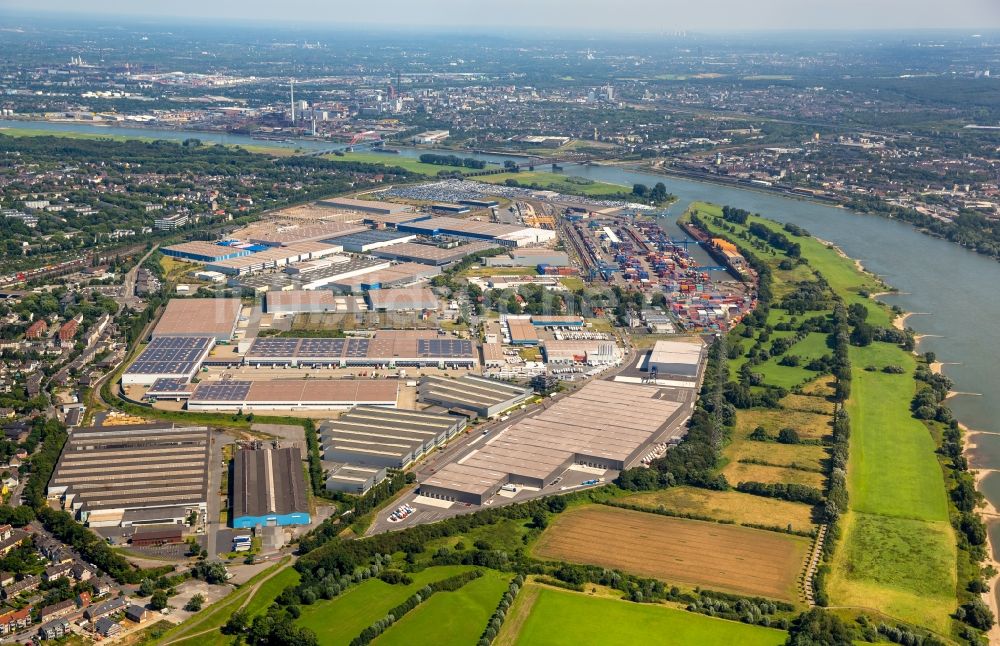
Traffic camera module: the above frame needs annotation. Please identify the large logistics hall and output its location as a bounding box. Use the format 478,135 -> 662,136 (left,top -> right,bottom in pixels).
122,336 -> 215,386
320,407 -> 466,470
151,298 -> 242,341
187,379 -> 399,412
418,374 -> 533,418
47,424 -> 210,528
244,332 -> 477,368
232,447 -> 310,528
419,381 -> 684,505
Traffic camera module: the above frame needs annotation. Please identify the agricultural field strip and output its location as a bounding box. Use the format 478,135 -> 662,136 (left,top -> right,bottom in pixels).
533,507 -> 807,600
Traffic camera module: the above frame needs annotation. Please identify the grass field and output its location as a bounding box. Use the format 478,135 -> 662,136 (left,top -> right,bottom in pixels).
737,409 -> 833,442
323,151 -> 475,176
619,487 -> 817,534
474,172 -> 632,197
375,570 -> 511,646
296,565 -> 474,646
505,586 -> 787,646
824,343 -> 956,631
723,461 -> 826,489
531,505 -> 810,601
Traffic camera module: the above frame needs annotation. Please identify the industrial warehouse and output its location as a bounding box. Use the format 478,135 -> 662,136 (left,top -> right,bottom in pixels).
122,336 -> 215,386
232,447 -> 310,528
187,379 -> 399,412
47,424 -> 210,528
647,339 -> 706,379
244,331 -> 477,368
417,374 -> 533,418
150,298 -> 243,341
365,287 -> 439,312
419,381 -> 685,505
320,407 -> 466,471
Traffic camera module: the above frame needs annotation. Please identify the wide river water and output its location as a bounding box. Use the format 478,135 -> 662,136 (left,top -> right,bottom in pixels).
6,118 -> 1000,517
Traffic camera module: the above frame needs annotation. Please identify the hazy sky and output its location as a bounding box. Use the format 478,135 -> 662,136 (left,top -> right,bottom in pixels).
5,0 -> 1000,31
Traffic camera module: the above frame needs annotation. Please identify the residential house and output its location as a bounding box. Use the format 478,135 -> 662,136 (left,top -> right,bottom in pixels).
43,562 -> 73,582
124,604 -> 149,623
0,607 -> 31,635
92,577 -> 114,596
0,572 -> 13,587
38,618 -> 70,640
39,599 -> 75,622
76,591 -> 92,608
2,575 -> 39,600
94,616 -> 121,637
71,562 -> 94,582
0,529 -> 27,557
84,596 -> 126,621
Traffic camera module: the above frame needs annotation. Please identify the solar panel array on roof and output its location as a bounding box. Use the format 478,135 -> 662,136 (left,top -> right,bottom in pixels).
189,381 -> 252,402
145,378 -> 193,395
122,336 -> 215,385
417,338 -> 473,359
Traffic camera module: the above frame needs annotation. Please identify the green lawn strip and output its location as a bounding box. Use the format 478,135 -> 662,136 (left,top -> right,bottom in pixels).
154,558 -> 291,644
512,586 -> 787,646
296,565 -> 474,646
243,566 -> 301,617
847,344 -> 949,521
323,152 -> 474,176
374,570 -> 512,646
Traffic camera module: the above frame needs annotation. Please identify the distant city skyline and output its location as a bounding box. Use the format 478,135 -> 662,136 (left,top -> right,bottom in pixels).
3,0 -> 999,31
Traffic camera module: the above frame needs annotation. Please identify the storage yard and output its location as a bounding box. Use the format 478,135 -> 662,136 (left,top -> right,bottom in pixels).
47,424 -> 210,528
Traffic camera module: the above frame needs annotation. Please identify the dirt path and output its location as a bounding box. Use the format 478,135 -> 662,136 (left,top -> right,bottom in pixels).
158,559 -> 294,646
494,584 -> 540,646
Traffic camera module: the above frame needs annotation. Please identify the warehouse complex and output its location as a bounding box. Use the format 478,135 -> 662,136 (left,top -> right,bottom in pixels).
393,216 -> 556,248
320,407 -> 466,470
232,447 -> 310,528
366,287 -> 439,312
368,241 -> 499,266
418,374 -> 532,418
187,379 -> 399,412
647,339 -> 705,379
245,332 -> 477,368
485,248 -> 570,267
47,424 -> 210,528
419,381 -> 683,504
151,298 -> 242,341
264,290 -> 339,314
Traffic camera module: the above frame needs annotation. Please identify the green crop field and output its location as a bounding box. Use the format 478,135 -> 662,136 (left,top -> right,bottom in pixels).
375,570 -> 511,646
296,565 -> 474,646
323,152 -> 474,175
508,586 -> 787,646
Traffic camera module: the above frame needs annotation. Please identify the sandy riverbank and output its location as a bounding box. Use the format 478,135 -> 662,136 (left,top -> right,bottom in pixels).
967,431 -> 1000,645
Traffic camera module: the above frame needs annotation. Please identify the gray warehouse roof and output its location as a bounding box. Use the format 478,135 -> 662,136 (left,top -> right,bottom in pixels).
232,447 -> 309,519
47,424 -> 210,514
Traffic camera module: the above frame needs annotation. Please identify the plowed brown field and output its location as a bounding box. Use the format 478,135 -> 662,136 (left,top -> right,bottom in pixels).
532,505 -> 810,601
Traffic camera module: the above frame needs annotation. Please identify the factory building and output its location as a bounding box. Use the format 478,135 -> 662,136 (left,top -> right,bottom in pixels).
232,447 -> 310,528
647,339 -> 705,379
236,222 -> 367,247
485,248 -> 570,268
151,298 -> 242,342
47,424 -> 210,528
317,197 -> 414,217
162,241 -> 255,263
531,315 -> 585,328
320,407 -> 466,470
265,290 -> 338,314
244,331 -> 476,368
419,381 -> 683,505
325,463 -> 387,495
334,230 -> 416,253
395,217 -> 555,248
418,374 -> 532,419
542,340 -> 622,366
327,262 -> 440,292
187,379 -> 399,412
368,241 -> 499,266
365,287 -> 439,312
204,243 -> 345,276
505,317 -> 539,346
